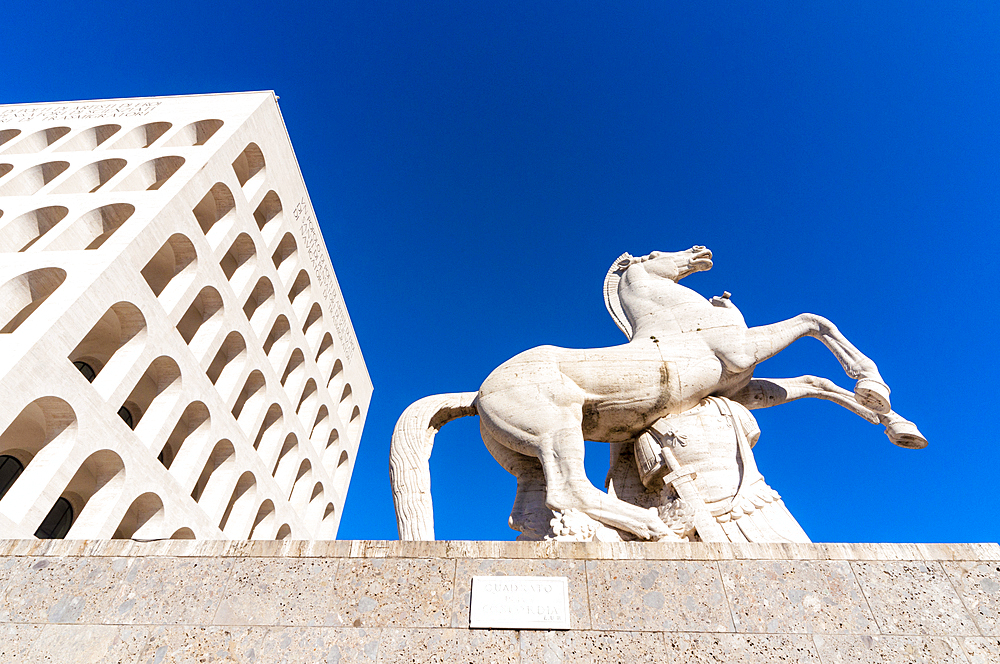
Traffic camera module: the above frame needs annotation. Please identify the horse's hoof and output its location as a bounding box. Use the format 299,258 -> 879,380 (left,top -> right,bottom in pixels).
855,379 -> 891,414
885,421 -> 928,449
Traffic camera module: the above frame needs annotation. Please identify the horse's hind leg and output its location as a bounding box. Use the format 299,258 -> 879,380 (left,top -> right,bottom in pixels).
481,426 -> 550,537
742,315 -> 892,413
534,422 -> 672,540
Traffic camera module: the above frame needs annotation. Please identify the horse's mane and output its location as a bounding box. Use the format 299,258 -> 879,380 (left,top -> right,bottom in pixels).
603,252 -> 635,340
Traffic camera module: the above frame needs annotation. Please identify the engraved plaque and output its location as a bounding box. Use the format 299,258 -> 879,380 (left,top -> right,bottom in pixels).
470,575 -> 570,629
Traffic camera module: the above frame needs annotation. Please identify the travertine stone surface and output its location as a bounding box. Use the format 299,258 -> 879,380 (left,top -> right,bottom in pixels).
812,634 -> 970,664
720,559 -> 877,634
518,629 -> 666,663
257,627 -> 381,663
0,540 -> 993,662
0,556 -> 129,624
586,560 -> 733,632
29,624 -> 151,664
961,637 -> 1000,664
943,561 -> 1000,636
331,558 -> 457,629
663,633 -> 823,663
112,557 -> 234,625
0,623 -> 43,662
852,561 -> 980,636
136,626 -> 269,663
214,557 -> 340,626
377,628 -> 519,664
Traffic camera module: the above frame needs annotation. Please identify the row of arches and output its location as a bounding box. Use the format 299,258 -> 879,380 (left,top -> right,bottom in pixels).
46,285 -> 363,457
0,394 -> 338,540
0,250 -> 362,447
0,396 -> 129,538
233,143 -> 265,197
141,187 -> 283,308
59,295 -> 359,526
191,182 -> 282,250
157,400 -> 342,538
0,155 -> 186,197
140,181 -> 286,312
0,119 -> 223,155
0,203 -> 135,252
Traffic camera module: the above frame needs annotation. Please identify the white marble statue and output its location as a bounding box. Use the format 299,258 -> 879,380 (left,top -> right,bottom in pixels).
390,247 -> 926,541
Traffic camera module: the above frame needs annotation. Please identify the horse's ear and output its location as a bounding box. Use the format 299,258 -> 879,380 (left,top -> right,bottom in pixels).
604,253 -> 634,340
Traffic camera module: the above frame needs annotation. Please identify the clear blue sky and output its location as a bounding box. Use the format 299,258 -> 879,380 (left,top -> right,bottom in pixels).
5,1 -> 998,543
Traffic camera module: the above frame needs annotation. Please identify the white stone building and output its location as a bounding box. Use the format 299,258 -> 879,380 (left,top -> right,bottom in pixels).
0,92 -> 372,540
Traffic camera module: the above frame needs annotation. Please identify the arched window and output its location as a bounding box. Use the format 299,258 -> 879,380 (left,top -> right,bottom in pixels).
271,233 -> 297,281
74,360 -> 97,382
192,183 -> 235,243
119,356 -> 181,438
287,270 -> 311,315
56,124 -> 121,151
0,267 -> 67,334
45,203 -> 136,251
220,233 -> 257,297
142,233 -> 196,300
254,191 -> 282,241
109,122 -> 171,149
301,303 -> 323,346
0,206 -> 68,252
3,127 -> 70,154
0,161 -> 69,196
114,156 -> 184,191
117,405 -> 135,429
248,500 -> 276,540
164,119 -> 223,147
0,129 -> 21,149
243,277 -> 275,333
34,496 -> 73,539
0,455 -> 25,500
69,301 -> 146,387
158,401 -> 210,472
232,143 -> 265,193
51,158 -> 126,194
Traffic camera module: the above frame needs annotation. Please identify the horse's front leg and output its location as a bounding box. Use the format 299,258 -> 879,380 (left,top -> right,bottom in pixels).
726,376 -> 926,449
742,314 -> 891,414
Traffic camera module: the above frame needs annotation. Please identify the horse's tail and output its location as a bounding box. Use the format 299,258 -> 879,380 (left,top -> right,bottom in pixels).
389,392 -> 478,540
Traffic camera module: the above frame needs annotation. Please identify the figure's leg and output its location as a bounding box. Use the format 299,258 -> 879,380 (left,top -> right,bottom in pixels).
726,376 -> 926,448
741,315 -> 891,413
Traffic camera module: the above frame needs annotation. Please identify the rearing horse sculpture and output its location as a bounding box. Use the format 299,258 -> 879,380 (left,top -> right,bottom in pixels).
390,247 -> 926,541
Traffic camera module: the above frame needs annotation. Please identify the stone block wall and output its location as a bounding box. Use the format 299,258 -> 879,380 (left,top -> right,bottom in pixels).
0,539 -> 996,662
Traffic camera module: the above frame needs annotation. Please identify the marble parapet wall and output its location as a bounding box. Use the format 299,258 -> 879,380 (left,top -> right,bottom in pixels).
0,539 -> 996,662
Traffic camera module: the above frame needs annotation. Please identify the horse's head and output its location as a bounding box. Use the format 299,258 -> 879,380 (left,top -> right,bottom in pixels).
636,246 -> 713,282
605,246 -> 714,338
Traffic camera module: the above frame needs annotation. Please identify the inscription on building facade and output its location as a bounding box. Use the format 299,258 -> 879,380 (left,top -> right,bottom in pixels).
0,101 -> 161,123
470,576 -> 570,629
294,198 -> 357,362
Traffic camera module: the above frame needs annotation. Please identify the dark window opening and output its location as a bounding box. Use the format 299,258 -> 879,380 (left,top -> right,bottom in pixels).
0,455 -> 25,501
34,496 -> 73,539
118,405 -> 134,429
74,360 -> 96,382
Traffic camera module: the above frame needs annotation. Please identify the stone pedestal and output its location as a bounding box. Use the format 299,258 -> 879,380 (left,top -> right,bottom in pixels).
0,539 -> 996,662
